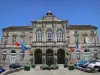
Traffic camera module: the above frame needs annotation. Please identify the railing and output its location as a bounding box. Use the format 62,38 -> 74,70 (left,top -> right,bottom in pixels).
0,44 -> 31,48
31,41 -> 69,47
0,43 -> 100,48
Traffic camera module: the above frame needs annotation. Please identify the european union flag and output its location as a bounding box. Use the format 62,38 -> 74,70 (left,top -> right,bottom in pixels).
21,40 -> 28,50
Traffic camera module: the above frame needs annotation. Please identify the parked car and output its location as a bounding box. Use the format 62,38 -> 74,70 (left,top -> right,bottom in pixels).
74,60 -> 88,67
9,63 -> 21,69
87,60 -> 100,72
81,60 -> 97,68
0,68 -> 6,73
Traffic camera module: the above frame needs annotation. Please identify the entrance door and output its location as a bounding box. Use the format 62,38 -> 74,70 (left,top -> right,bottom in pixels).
46,49 -> 54,66
57,49 -> 65,64
34,49 -> 42,64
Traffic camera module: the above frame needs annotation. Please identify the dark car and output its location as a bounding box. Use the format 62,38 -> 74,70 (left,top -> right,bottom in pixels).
9,63 -> 21,69
81,60 -> 97,68
0,68 -> 6,73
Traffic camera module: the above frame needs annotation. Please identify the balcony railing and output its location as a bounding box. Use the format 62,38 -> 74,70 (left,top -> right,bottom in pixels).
31,41 -> 69,47
0,43 -> 100,48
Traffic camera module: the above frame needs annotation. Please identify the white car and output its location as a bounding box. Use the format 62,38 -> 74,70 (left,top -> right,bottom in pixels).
87,60 -> 100,72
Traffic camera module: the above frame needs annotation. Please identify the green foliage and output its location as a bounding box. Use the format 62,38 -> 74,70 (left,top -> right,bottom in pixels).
24,65 -> 30,71
31,65 -> 36,68
0,64 -> 3,68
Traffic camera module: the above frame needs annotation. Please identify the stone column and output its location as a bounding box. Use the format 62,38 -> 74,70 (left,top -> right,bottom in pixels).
33,50 -> 35,65
54,50 -> 57,64
63,21 -> 67,41
65,47 -> 68,65
42,48 -> 46,64
53,21 -> 56,42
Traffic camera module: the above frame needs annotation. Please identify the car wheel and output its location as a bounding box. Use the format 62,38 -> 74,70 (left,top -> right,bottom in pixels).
93,66 -> 100,72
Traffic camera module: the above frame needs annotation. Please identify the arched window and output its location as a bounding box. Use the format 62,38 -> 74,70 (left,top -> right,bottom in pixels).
10,50 -> 16,64
36,29 -> 42,42
4,37 -> 8,45
20,50 -> 24,60
94,49 -> 98,59
84,49 -> 90,60
46,29 -> 53,41
57,29 -> 63,41
2,51 -> 7,60
76,50 -> 80,60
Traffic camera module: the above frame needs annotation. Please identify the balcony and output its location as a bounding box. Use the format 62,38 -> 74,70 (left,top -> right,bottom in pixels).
0,44 -> 31,48
31,41 -> 69,47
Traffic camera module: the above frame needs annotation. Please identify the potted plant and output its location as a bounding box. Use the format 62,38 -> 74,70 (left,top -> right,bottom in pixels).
24,63 -> 30,71
68,62 -> 74,70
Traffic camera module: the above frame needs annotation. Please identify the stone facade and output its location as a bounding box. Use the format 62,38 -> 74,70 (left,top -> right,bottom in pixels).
0,11 -> 100,65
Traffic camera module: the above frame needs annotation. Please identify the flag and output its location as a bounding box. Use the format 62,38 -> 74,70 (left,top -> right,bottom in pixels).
75,38 -> 79,49
14,42 -> 20,46
70,48 -> 74,52
21,40 -> 28,50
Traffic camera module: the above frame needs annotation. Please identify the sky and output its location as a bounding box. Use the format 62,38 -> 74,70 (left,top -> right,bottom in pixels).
0,0 -> 100,40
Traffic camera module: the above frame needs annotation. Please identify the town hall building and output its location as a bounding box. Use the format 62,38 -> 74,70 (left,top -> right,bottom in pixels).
0,11 -> 99,65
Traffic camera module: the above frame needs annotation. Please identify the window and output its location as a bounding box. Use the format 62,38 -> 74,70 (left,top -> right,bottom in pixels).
36,29 -> 42,42
94,49 -> 98,59
91,31 -> 94,34
57,29 -> 63,41
20,50 -> 24,60
84,49 -> 90,60
12,37 -> 16,45
4,37 -> 8,45
2,51 -> 7,60
76,50 -> 80,60
46,29 -> 53,41
20,32 -> 26,39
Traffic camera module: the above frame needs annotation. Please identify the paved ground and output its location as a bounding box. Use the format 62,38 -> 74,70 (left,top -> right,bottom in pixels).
8,65 -> 100,75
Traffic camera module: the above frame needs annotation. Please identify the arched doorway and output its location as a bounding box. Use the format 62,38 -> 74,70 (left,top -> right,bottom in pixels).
10,50 -> 16,64
46,49 -> 54,65
34,49 -> 42,64
57,49 -> 65,64
84,49 -> 90,60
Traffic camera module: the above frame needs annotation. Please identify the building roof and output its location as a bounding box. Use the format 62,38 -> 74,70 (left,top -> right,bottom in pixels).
2,26 -> 32,30
2,24 -> 98,31
67,25 -> 98,29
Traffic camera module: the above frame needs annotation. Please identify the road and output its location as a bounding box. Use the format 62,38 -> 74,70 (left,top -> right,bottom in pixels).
8,65 -> 100,75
